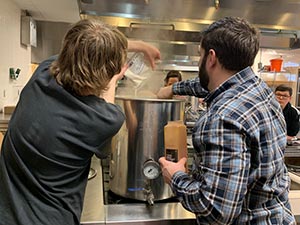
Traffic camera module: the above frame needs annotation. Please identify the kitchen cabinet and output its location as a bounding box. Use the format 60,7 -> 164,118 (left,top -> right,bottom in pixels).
21,16 -> 37,47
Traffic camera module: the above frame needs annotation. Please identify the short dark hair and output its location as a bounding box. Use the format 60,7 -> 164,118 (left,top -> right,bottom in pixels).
164,70 -> 182,83
275,84 -> 293,96
200,17 -> 259,72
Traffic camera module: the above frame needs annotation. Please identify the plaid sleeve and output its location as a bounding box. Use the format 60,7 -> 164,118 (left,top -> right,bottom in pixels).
171,115 -> 249,224
172,77 -> 208,98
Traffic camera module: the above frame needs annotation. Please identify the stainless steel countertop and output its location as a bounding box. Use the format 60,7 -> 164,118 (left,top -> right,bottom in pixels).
81,157 -> 106,224
81,157 -> 196,225
81,156 -> 300,224
285,145 -> 300,157
0,113 -> 11,122
0,113 -> 11,133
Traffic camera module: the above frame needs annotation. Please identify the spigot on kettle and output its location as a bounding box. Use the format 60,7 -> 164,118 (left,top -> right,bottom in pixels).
144,180 -> 155,206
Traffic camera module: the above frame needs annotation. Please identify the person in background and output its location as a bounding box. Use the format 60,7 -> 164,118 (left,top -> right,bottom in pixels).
164,70 -> 182,86
275,84 -> 300,142
157,17 -> 295,224
0,19 -> 160,225
162,70 -> 189,101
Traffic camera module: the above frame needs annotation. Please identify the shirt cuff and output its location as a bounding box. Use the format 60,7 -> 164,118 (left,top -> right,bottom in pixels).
171,171 -> 190,189
172,83 -> 180,95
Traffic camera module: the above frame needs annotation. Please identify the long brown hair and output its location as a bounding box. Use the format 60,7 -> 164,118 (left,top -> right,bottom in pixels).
50,19 -> 128,96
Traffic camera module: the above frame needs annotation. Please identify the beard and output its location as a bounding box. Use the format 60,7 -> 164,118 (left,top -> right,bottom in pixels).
198,55 -> 209,91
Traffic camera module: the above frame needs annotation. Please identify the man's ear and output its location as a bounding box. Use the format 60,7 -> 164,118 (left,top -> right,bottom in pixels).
207,49 -> 217,68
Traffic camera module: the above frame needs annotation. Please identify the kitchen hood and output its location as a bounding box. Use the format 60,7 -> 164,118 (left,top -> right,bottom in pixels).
78,0 -> 300,67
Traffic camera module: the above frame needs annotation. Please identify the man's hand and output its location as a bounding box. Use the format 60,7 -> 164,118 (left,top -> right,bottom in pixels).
156,85 -> 174,99
101,65 -> 129,103
159,157 -> 187,185
128,40 -> 161,70
113,64 -> 129,82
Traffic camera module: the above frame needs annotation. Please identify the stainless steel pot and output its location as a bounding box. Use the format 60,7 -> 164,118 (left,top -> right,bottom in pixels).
109,96 -> 185,203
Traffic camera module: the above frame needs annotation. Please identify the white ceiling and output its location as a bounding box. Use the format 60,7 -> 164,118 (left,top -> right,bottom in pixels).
12,0 -> 80,23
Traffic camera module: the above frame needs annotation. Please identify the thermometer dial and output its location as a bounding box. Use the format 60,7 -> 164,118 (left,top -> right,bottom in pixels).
142,160 -> 161,180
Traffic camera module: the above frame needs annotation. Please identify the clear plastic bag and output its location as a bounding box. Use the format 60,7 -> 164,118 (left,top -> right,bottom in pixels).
127,52 -> 148,75
126,53 -> 150,88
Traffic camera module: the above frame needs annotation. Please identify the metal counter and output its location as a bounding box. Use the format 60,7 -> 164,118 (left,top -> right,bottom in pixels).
81,157 -> 196,225
81,154 -> 300,225
285,145 -> 300,158
0,113 -> 11,133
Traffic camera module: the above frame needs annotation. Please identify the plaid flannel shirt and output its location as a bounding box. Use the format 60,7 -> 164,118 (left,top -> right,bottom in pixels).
172,67 -> 296,225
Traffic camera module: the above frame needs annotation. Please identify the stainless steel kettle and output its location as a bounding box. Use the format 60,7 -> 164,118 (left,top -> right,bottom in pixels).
109,96 -> 185,204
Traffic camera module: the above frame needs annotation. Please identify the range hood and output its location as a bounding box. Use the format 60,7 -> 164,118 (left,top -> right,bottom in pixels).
78,0 -> 300,67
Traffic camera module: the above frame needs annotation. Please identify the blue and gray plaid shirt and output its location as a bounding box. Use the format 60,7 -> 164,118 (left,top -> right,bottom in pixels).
172,67 -> 295,224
